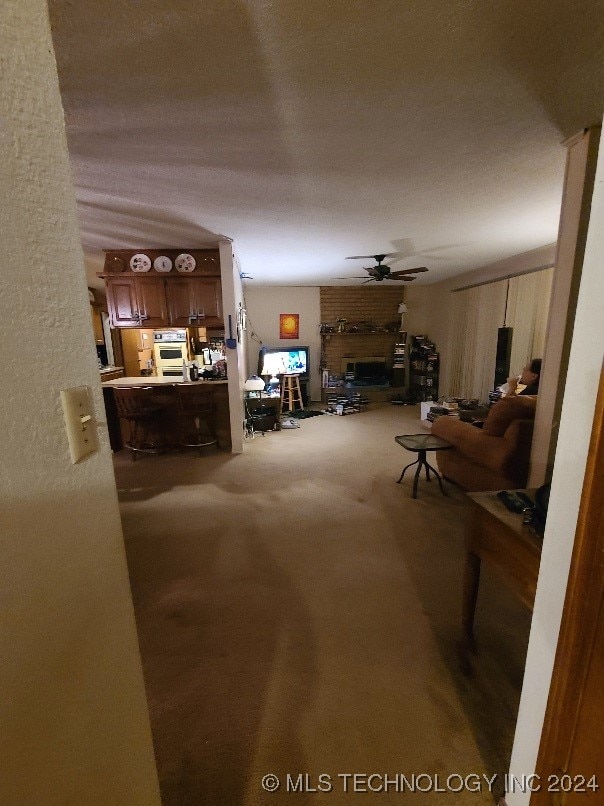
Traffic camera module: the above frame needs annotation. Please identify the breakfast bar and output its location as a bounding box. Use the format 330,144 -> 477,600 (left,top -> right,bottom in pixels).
102,377 -> 231,452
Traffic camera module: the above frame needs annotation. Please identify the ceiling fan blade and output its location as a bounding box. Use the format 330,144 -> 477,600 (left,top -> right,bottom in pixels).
361,278 -> 375,284
346,253 -> 396,260
389,267 -> 428,277
385,275 -> 415,281
332,276 -> 371,279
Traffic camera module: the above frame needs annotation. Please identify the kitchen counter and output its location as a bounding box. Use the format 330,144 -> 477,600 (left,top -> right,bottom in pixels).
100,365 -> 125,375
99,366 -> 125,382
102,377 -> 231,451
102,375 -> 228,387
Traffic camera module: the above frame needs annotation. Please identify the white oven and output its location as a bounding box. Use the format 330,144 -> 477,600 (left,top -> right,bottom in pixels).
153,330 -> 189,377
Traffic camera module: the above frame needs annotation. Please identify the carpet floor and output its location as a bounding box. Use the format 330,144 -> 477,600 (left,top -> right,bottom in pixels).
115,404 -> 531,805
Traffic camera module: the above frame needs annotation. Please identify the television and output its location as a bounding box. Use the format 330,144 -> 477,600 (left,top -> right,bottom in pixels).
258,346 -> 310,379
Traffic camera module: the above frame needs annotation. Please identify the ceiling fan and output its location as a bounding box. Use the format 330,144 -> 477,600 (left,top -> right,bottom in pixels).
334,253 -> 428,283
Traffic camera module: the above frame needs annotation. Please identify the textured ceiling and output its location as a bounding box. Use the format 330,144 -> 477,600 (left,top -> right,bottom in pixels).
48,0 -> 603,286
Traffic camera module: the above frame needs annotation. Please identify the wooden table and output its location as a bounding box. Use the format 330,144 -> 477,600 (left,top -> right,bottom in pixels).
463,491 -> 542,652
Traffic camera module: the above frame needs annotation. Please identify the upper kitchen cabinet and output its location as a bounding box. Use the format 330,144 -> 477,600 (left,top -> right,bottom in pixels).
167,277 -> 222,327
105,276 -> 169,328
106,276 -> 139,327
100,249 -> 223,329
136,276 -> 169,327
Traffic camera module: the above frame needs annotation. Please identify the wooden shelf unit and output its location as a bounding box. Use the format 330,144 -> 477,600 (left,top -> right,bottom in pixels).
409,335 -> 439,402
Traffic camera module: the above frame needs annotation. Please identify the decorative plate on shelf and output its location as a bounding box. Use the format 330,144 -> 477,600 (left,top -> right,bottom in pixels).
175,253 -> 196,272
153,255 -> 173,272
130,253 -> 152,272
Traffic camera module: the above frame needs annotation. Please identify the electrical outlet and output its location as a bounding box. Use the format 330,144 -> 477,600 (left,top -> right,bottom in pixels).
60,386 -> 99,463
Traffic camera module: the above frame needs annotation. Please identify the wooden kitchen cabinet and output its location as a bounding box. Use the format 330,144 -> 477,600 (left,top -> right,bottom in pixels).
105,276 -> 169,328
106,277 -> 139,327
90,305 -> 104,343
136,276 -> 169,327
166,277 -> 223,328
101,249 -> 223,330
104,274 -> 222,329
194,277 -> 222,326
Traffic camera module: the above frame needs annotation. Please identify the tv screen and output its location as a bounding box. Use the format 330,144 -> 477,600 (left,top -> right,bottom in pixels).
259,347 -> 309,377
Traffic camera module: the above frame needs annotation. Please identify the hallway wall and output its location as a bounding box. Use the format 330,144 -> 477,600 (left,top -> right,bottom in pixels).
0,2 -> 160,802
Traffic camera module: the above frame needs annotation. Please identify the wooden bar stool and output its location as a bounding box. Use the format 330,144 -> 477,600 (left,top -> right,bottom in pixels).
113,386 -> 166,460
280,374 -> 304,412
176,384 -> 218,455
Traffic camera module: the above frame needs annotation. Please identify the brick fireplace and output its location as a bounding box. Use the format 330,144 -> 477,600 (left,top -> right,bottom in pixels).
320,286 -> 404,380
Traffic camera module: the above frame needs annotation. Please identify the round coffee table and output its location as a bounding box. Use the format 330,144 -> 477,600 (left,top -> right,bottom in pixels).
395,433 -> 453,499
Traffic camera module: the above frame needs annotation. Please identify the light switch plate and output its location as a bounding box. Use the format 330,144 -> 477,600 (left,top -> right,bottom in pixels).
60,386 -> 99,464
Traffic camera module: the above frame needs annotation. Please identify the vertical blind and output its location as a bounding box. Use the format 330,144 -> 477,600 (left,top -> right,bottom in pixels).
505,268 -> 554,375
447,268 -> 553,401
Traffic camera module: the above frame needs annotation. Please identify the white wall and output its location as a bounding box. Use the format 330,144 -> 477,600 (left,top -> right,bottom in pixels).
244,286 -> 322,401
507,125 -> 604,804
0,2 -> 160,802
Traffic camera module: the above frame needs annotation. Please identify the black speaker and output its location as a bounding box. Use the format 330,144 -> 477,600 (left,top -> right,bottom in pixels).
494,327 -> 513,388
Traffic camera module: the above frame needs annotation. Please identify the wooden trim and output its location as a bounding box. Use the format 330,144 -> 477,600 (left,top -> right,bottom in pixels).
562,128 -> 589,148
529,125 -> 601,488
531,361 -> 604,802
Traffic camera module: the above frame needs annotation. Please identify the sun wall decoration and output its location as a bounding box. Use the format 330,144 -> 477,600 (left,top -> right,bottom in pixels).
279,313 -> 299,339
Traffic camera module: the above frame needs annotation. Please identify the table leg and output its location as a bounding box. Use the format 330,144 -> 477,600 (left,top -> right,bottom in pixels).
397,457 -> 419,484
425,458 -> 447,496
412,450 -> 426,498
462,550 -> 481,652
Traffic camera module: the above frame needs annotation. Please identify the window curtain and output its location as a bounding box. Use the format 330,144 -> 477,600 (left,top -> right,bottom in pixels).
448,279 -> 507,401
447,267 -> 552,401
505,268 -> 554,373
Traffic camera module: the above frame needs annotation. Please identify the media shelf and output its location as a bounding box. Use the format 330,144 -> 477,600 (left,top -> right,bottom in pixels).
392,331 -> 407,388
409,335 -> 439,402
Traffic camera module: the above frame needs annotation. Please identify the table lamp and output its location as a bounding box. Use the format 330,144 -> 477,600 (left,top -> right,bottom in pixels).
244,376 -> 266,394
398,302 -> 408,331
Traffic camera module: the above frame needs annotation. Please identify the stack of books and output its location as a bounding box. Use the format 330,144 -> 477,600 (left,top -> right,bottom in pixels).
325,393 -> 369,415
425,406 -> 451,423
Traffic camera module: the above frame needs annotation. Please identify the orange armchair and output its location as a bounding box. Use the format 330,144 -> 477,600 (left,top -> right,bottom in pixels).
431,395 -> 537,492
